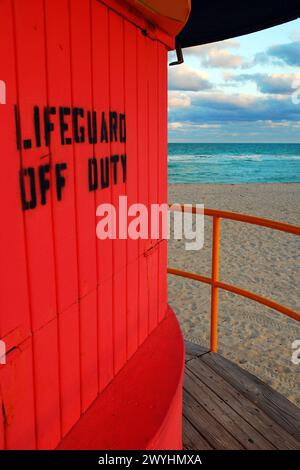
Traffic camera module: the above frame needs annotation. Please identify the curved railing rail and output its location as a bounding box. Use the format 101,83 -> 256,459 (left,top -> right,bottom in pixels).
168,205 -> 300,353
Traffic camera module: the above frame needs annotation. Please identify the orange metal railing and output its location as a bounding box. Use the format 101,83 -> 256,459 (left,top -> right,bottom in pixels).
168,206 -> 300,353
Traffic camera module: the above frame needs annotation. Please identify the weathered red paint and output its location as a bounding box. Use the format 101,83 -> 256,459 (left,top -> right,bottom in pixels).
44,0 -> 82,437
0,340 -> 36,450
124,19 -> 139,360
0,0 -> 32,344
0,0 -> 184,450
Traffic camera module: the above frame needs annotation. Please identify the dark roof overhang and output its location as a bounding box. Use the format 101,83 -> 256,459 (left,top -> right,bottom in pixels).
176,0 -> 300,48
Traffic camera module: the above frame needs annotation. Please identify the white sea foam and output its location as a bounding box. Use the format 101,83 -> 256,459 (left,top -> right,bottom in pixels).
168,153 -> 300,162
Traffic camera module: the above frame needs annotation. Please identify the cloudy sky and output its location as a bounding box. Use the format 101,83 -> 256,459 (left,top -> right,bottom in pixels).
168,19 -> 300,142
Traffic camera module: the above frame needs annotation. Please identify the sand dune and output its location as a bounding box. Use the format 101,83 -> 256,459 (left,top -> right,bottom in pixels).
168,183 -> 300,406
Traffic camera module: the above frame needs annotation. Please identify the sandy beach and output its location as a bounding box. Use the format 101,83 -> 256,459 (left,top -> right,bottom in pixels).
168,183 -> 300,406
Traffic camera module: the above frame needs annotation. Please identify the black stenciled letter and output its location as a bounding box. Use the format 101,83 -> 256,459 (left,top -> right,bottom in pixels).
44,107 -> 56,146
88,158 -> 98,191
73,108 -> 85,143
100,157 -> 109,189
59,107 -> 72,145
87,110 -> 98,144
20,167 -> 37,211
100,112 -> 108,143
56,163 -> 67,201
34,106 -> 41,147
110,154 -> 119,184
39,164 -> 50,205
14,105 -> 21,150
120,154 -> 127,183
119,114 -> 126,143
109,112 -> 118,142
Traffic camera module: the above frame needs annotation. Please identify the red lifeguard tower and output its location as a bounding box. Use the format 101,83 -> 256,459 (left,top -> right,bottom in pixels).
1,0 -> 300,452
0,0 -> 190,450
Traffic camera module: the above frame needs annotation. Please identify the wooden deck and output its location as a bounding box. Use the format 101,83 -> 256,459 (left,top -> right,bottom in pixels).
183,341 -> 300,450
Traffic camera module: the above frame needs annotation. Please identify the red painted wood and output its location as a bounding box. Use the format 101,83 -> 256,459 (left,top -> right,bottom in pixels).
57,307 -> 184,450
12,0 -> 62,449
109,10 -> 127,374
126,260 -> 139,359
91,0 -> 114,392
58,305 -> 81,437
148,40 -> 159,334
0,0 -> 175,450
98,278 -> 114,391
78,291 -> 98,411
99,0 -> 175,50
13,0 -> 57,332
0,340 -> 36,449
158,43 -> 168,323
124,21 -> 139,360
44,0 -> 79,314
44,0 -> 81,436
150,384 -> 183,450
0,394 -> 4,450
33,319 -> 61,449
69,0 -> 98,411
0,0 -> 31,340
137,29 -> 149,345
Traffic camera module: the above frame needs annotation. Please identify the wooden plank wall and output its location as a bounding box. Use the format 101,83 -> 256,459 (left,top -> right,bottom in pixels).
0,0 -> 168,449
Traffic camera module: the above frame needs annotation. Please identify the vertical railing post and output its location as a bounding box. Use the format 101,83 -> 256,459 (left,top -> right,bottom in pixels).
210,217 -> 221,353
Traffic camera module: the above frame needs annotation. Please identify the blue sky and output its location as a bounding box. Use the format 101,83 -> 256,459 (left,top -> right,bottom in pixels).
168,19 -> 300,142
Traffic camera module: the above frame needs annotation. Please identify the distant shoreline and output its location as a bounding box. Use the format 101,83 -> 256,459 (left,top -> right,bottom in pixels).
168,142 -> 300,145
169,181 -> 300,185
168,142 -> 300,184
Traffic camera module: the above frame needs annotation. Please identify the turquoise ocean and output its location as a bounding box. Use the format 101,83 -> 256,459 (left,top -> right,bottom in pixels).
168,143 -> 300,184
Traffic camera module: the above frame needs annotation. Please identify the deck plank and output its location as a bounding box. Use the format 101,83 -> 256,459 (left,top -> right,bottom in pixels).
183,389 -> 244,450
201,352 -> 300,443
186,359 -> 299,450
184,340 -> 209,362
185,367 -> 276,450
182,417 -> 213,450
183,344 -> 300,450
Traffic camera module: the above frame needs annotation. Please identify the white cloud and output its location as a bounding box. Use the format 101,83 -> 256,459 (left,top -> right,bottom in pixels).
169,122 -> 184,130
168,91 -> 191,108
262,120 -> 300,129
168,64 -> 212,91
191,91 -> 257,108
184,39 -> 243,69
169,122 -> 221,130
227,72 -> 300,95
185,39 -> 240,56
202,49 -> 243,68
